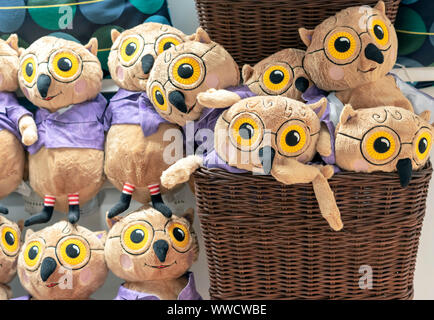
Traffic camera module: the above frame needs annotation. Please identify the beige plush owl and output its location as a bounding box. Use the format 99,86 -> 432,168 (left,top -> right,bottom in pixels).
105,207 -> 202,300
18,36 -> 106,226
0,34 -> 38,215
335,105 -> 433,187
0,215 -> 22,300
299,1 -> 413,111
16,221 -> 107,300
104,23 -> 187,218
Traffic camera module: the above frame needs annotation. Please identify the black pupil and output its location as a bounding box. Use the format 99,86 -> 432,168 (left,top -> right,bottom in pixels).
173,227 -> 185,242
125,42 -> 137,56
239,123 -> 254,140
130,229 -> 145,244
58,57 -> 72,72
374,25 -> 384,40
334,37 -> 351,53
155,90 -> 165,105
269,70 -> 284,84
28,246 -> 38,260
66,244 -> 80,259
5,231 -> 14,246
178,63 -> 194,79
419,137 -> 428,154
25,63 -> 33,77
286,130 -> 301,146
163,42 -> 175,51
373,137 -> 390,153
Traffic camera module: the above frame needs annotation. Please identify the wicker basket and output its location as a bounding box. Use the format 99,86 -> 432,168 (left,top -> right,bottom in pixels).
193,162 -> 432,300
195,0 -> 401,67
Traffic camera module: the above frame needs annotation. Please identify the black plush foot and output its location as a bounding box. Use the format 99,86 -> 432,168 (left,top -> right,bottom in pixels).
24,206 -> 54,227
68,205 -> 80,224
108,193 -> 132,218
0,204 -> 8,215
151,194 -> 172,218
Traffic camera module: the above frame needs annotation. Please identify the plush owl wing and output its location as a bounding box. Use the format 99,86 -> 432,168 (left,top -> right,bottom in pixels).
197,88 -> 243,109
160,155 -> 203,190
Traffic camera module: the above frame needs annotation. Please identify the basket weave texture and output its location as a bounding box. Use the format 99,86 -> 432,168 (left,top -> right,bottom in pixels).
195,0 -> 401,67
193,163 -> 432,300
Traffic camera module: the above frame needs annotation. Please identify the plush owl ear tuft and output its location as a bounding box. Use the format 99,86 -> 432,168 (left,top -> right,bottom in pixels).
182,208 -> 194,225
340,105 -> 357,125
191,27 -> 212,44
242,64 -> 255,83
418,110 -> 431,122
111,29 -> 121,43
85,37 -> 98,56
106,212 -> 123,230
17,220 -> 24,232
95,231 -> 107,244
374,1 -> 386,14
309,98 -> 328,119
5,34 -> 19,53
299,28 -> 314,47
24,229 -> 34,242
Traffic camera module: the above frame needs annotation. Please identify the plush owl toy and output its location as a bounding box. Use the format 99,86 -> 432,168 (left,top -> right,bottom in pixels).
0,34 -> 38,214
335,105 -> 433,187
14,221 -> 107,300
105,207 -> 202,300
0,215 -> 22,300
161,96 -> 343,231
104,23 -> 187,219
18,36 -> 106,226
299,1 -> 414,113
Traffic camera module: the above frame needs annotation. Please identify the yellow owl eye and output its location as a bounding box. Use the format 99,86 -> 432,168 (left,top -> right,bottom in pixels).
51,51 -> 80,80
24,241 -> 43,269
120,36 -> 142,64
327,31 -> 357,61
21,56 -> 37,85
156,36 -> 182,55
365,130 -> 397,161
151,84 -> 168,112
168,223 -> 190,250
1,226 -> 19,256
278,124 -> 307,154
171,56 -> 203,88
415,130 -> 432,161
58,238 -> 88,268
231,116 -> 261,149
369,19 -> 389,46
262,65 -> 291,93
122,224 -> 151,254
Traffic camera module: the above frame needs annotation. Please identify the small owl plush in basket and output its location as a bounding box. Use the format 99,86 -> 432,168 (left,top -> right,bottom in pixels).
105,207 -> 202,300
0,215 -> 22,300
18,36 -> 106,226
14,221 -> 107,300
0,34 -> 38,215
335,105 -> 433,187
104,22 -> 188,219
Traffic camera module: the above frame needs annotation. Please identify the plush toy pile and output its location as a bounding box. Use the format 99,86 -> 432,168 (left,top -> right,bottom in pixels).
1,1 -> 433,300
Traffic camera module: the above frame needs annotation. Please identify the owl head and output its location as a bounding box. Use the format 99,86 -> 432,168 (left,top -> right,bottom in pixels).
18,36 -> 103,112
147,28 -> 240,127
335,105 -> 433,187
242,48 -> 312,101
0,34 -> 20,92
0,215 -> 22,285
299,1 -> 397,91
17,221 -> 107,300
214,95 -> 329,174
108,22 -> 188,92
105,207 -> 199,283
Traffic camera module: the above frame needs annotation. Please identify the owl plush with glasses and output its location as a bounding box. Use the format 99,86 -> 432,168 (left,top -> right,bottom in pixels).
18,36 -> 106,226
14,221 -> 107,300
0,215 -> 22,299
299,1 -> 413,112
0,34 -> 38,215
105,23 -> 187,219
335,105 -> 433,187
105,207 -> 202,300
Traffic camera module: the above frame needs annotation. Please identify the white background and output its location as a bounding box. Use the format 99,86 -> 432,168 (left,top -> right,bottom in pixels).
5,0 -> 434,300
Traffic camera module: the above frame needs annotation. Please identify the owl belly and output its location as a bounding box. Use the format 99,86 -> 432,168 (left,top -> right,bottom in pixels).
29,147 -> 104,212
0,130 -> 25,199
104,123 -> 179,204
